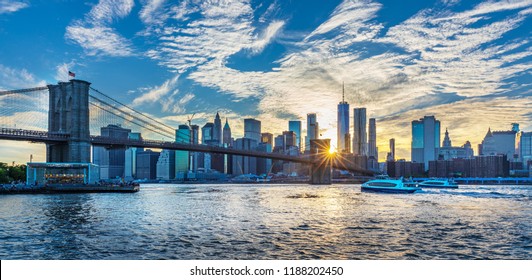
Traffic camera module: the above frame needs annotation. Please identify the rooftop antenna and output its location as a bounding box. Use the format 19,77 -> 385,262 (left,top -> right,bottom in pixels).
342,81 -> 345,102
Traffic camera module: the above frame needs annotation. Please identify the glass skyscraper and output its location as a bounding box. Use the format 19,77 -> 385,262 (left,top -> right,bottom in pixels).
353,108 -> 367,156
305,113 -> 319,152
244,118 -> 261,143
411,116 -> 441,170
288,120 -> 301,151
175,124 -> 190,173
337,91 -> 350,153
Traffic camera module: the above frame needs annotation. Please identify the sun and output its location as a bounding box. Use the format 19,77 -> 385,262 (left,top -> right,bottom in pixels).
329,147 -> 336,154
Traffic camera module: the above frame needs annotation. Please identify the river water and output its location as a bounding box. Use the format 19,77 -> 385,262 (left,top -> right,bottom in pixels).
0,184 -> 530,259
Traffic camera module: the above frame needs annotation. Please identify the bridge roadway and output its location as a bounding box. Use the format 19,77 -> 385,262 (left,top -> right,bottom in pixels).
0,128 -> 374,175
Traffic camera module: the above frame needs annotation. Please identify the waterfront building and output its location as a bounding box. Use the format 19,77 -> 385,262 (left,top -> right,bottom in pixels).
156,149 -> 175,180
190,124 -> 199,173
261,132 -> 273,146
387,160 -> 425,178
223,118 -> 232,147
337,85 -> 350,153
201,122 -> 214,170
368,118 -> 378,170
244,118 -> 261,143
479,125 -> 518,159
411,116 -> 441,170
175,125 -> 190,175
288,120 -> 302,151
436,129 -> 474,160
232,138 -> 258,175
124,132 -> 143,181
93,124 -> 131,179
352,108 -> 367,156
428,155 -> 509,178
519,132 -> 532,170
256,142 -> 272,176
305,113 -> 319,152
136,149 -> 160,180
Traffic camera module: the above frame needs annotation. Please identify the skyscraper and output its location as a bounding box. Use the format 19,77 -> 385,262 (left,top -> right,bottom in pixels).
411,116 -> 441,170
223,118 -> 232,147
190,124 -> 199,172
305,113 -> 319,152
175,124 -> 190,173
337,84 -> 350,153
93,124 -> 131,179
288,120 -> 302,151
213,112 -> 222,145
389,138 -> 395,161
244,118 -> 261,143
442,128 -> 452,147
353,108 -> 367,156
368,118 -> 378,169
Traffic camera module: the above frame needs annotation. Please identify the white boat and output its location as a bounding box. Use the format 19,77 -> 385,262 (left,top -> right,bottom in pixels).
418,179 -> 458,189
361,179 -> 420,194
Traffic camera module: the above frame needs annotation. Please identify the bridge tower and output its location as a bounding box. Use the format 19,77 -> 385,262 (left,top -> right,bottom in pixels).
310,139 -> 332,185
46,80 -> 91,163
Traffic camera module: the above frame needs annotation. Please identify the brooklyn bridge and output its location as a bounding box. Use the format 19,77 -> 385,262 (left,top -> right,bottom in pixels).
0,79 -> 374,185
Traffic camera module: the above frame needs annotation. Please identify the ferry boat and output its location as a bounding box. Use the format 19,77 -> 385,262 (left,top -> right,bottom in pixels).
361,179 -> 420,194
418,179 -> 459,189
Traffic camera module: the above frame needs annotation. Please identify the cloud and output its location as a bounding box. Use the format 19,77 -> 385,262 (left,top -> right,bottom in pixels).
66,25 -> 134,56
0,64 -> 45,90
65,0 -> 135,57
54,62 -> 77,82
130,0 -> 531,160
131,75 -> 179,106
0,0 -> 28,14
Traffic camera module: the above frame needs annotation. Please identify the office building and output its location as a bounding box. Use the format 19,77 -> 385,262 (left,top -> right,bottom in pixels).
213,112 -> 222,145
175,125 -> 190,174
479,125 -> 518,159
136,149 -> 160,180
156,149 -> 175,180
337,85 -> 350,153
232,138 -> 258,175
388,138 -> 395,161
288,120 -> 302,151
93,124 -> 131,179
305,113 -> 319,152
190,124 -> 199,172
244,118 -> 261,143
411,116 -> 441,170
437,130 -> 474,160
124,132 -> 142,181
223,118 -> 232,147
520,132 -> 532,170
352,108 -> 367,156
261,133 -> 273,146
368,118 -> 378,169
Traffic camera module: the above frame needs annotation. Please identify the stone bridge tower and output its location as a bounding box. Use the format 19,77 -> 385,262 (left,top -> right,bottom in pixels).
310,139 -> 332,184
46,80 -> 91,163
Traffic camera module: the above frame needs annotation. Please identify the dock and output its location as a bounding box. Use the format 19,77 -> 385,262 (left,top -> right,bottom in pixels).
0,183 -> 139,194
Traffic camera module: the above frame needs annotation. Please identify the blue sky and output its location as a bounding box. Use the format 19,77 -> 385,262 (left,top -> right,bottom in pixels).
0,0 -> 531,163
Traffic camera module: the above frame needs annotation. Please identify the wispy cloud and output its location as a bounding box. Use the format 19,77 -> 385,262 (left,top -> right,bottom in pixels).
0,64 -> 45,90
0,0 -> 28,14
65,0 -> 135,57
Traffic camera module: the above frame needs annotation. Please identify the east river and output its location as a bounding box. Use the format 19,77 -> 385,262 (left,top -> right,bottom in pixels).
0,184 -> 530,259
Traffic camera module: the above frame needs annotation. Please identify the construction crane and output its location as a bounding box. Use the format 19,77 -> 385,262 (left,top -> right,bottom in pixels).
187,113 -> 196,127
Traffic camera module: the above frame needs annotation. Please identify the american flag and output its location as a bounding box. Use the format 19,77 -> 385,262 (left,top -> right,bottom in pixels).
68,71 -> 75,78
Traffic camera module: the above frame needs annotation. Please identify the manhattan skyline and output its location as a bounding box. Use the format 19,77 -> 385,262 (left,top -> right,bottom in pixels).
0,0 -> 531,163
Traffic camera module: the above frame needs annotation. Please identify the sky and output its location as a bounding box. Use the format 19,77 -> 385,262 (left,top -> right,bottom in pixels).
0,0 -> 531,164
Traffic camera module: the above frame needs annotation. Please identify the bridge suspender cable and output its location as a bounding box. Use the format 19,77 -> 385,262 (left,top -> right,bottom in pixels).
89,101 -> 174,139
0,86 -> 48,96
89,87 -> 176,132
